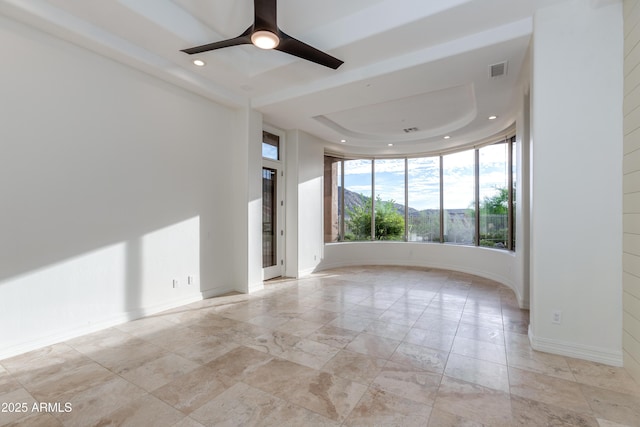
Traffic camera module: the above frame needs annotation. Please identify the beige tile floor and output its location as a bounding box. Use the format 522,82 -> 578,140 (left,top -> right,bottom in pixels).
1,266 -> 639,426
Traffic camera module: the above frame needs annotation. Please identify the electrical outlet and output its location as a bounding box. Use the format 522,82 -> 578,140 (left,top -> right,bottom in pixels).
173,279 -> 179,288
552,310 -> 562,324
187,276 -> 193,285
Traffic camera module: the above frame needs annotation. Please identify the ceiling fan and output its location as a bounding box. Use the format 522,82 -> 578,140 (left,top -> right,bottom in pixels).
181,0 -> 344,69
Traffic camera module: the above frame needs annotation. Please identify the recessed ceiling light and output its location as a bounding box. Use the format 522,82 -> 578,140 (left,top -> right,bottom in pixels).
388,143 -> 394,147
193,59 -> 206,67
488,115 -> 498,120
444,135 -> 451,139
340,139 -> 346,143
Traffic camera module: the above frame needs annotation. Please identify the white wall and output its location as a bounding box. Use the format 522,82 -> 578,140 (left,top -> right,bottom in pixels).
285,130 -> 300,278
623,0 -> 640,382
232,107 -> 264,293
285,130 -> 325,277
514,47 -> 532,310
297,132 -> 325,276
529,0 -> 623,365
0,16 -> 241,358
321,243 -> 522,301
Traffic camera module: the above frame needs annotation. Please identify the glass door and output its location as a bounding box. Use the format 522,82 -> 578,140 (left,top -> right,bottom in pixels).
262,166 -> 282,279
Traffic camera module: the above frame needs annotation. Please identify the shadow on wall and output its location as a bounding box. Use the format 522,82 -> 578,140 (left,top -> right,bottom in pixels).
0,215 -> 214,359
0,10 -> 242,359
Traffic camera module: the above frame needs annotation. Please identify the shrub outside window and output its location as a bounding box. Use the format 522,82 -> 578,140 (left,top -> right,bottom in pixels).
479,143 -> 509,249
343,159 -> 372,241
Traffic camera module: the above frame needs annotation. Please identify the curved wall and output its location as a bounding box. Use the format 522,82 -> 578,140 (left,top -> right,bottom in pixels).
318,242 -> 523,306
288,130 -> 528,311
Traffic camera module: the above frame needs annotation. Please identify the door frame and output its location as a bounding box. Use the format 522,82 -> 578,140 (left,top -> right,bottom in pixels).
262,126 -> 285,280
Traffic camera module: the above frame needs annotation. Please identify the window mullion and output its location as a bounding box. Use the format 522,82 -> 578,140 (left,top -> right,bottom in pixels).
371,159 -> 375,241
439,155 -> 444,243
340,160 -> 345,242
404,158 -> 409,242
507,138 -> 514,251
475,149 -> 480,247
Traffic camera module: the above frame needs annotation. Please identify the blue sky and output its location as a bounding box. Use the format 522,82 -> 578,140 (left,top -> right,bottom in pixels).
343,143 -> 510,211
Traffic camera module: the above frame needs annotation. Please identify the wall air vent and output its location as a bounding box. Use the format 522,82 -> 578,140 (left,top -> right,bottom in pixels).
403,127 -> 419,133
489,61 -> 508,78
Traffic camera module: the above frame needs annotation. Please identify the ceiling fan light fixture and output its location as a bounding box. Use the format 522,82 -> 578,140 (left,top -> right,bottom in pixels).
181,0 -> 343,69
251,30 -> 280,49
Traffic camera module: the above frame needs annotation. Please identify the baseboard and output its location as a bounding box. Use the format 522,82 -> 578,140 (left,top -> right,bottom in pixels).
0,294 -> 205,362
201,286 -> 235,299
529,327 -> 623,366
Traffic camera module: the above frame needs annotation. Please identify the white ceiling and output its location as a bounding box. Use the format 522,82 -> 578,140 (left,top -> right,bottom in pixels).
0,0 -> 561,155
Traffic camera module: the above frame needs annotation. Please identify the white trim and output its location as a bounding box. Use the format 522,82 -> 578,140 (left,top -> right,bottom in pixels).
262,124 -> 286,280
200,286 -> 235,299
528,326 -> 623,367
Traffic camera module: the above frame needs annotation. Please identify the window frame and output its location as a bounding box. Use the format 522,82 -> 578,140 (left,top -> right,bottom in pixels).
323,136 -> 517,251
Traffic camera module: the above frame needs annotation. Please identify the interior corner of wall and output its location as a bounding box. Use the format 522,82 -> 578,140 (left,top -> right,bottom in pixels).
247,280 -> 264,293
297,267 -> 316,278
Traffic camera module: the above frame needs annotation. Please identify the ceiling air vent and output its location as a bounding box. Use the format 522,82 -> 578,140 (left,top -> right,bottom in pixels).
489,61 -> 508,78
403,127 -> 419,133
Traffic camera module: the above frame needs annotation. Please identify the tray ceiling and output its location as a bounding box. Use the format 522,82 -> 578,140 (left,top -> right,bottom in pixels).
0,0 -> 561,154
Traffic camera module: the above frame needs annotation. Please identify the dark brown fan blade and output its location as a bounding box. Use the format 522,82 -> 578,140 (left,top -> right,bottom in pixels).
180,1 -> 344,70
276,32 -> 343,69
254,0 -> 278,32
181,27 -> 252,55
